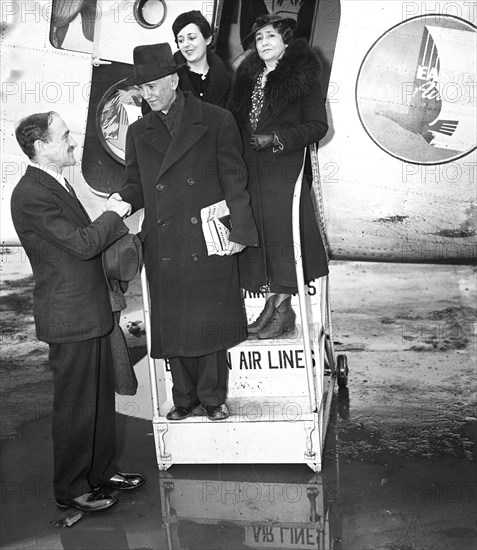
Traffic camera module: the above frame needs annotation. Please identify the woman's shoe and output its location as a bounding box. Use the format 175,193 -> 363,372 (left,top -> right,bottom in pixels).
247,295 -> 276,334
258,297 -> 296,339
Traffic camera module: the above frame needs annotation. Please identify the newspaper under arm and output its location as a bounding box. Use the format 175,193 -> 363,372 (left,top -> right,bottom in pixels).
200,200 -> 246,256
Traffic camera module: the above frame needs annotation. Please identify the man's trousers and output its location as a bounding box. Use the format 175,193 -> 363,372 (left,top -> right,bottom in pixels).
49,334 -> 117,500
169,349 -> 228,408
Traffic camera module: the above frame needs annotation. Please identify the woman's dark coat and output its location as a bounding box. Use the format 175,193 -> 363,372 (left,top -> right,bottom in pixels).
119,92 -> 258,359
228,38 -> 329,292
174,50 -> 232,108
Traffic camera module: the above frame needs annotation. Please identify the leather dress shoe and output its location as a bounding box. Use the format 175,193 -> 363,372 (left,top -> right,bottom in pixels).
205,404 -> 229,421
166,405 -> 194,421
56,489 -> 117,512
247,295 -> 276,334
102,472 -> 146,490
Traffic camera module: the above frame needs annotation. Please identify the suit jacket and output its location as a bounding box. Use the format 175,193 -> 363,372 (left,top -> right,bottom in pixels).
10,166 -> 129,343
119,92 -> 258,358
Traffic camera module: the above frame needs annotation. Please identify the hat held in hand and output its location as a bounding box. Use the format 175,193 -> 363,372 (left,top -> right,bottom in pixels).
103,233 -> 143,292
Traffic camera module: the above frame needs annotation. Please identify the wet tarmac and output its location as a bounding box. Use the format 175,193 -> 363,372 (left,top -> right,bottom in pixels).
1,259 -> 476,549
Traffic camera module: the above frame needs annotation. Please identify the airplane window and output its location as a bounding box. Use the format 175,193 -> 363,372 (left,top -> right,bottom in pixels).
356,15 -> 476,165
133,0 -> 167,29
49,0 -> 97,53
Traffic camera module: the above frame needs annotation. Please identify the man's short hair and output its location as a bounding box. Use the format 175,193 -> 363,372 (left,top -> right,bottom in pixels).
15,111 -> 58,159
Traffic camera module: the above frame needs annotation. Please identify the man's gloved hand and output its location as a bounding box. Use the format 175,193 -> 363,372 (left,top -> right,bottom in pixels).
250,134 -> 274,151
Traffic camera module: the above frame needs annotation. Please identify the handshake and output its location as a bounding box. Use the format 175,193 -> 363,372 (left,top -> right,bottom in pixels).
104,193 -> 132,218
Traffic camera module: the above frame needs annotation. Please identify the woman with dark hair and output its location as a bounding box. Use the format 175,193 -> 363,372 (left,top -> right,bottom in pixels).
172,10 -> 231,108
227,14 -> 329,339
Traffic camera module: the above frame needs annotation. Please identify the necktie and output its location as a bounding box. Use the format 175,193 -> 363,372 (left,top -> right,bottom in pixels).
64,179 -> 91,222
64,179 -> 77,198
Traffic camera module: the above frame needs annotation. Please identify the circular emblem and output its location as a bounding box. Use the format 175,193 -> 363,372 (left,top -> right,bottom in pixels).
356,15 -> 476,164
96,78 -> 143,164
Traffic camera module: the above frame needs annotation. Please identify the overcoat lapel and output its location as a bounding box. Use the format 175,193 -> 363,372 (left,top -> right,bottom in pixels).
158,96 -> 208,179
141,113 -> 170,158
138,94 -> 209,180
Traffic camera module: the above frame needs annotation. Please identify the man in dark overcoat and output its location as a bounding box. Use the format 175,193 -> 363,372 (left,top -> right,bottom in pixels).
107,43 -> 258,421
10,112 -> 145,512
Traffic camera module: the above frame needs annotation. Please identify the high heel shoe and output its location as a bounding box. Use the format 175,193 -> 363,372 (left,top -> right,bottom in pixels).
247,295 -> 276,334
258,297 -> 296,339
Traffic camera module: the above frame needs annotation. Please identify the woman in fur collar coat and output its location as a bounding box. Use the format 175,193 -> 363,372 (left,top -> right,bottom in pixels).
228,14 -> 329,339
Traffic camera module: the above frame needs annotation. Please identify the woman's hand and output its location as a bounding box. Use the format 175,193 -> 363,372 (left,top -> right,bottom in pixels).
250,134 -> 274,151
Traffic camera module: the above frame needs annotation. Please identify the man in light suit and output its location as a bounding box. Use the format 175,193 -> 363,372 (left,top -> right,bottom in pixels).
10,112 -> 145,512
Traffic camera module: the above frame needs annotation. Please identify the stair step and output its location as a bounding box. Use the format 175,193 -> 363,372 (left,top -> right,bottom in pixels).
158,395 -> 319,422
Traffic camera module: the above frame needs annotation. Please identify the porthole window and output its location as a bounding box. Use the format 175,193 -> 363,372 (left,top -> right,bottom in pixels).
133,0 -> 167,29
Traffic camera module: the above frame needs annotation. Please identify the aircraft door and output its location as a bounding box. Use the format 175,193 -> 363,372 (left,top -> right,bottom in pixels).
82,0 -> 218,193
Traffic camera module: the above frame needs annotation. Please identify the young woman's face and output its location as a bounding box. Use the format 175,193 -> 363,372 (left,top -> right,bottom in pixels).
176,23 -> 211,65
255,24 -> 287,64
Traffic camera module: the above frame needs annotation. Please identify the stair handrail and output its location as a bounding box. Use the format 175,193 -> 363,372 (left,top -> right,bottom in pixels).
291,150 -> 318,413
138,209 -> 160,421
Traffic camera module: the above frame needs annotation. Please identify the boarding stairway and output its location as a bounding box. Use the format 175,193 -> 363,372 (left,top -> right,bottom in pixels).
144,146 -> 348,472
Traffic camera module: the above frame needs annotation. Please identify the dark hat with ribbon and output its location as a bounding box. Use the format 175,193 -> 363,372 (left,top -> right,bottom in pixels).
251,14 -> 297,35
102,233 -> 143,293
125,43 -> 185,86
243,14 -> 297,48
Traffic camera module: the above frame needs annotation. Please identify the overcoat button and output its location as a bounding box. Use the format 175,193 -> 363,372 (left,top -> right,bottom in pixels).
187,178 -> 195,186
156,184 -> 165,191
190,217 -> 198,224
191,253 -> 199,261
157,220 -> 165,226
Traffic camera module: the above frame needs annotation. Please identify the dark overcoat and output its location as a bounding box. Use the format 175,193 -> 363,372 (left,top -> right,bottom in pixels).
227,38 -> 329,293
10,166 -> 129,343
119,92 -> 258,359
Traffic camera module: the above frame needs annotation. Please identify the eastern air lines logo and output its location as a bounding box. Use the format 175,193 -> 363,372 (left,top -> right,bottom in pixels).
356,15 -> 476,165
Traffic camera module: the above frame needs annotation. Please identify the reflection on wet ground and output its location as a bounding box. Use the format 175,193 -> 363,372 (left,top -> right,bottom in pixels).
1,261 -> 475,549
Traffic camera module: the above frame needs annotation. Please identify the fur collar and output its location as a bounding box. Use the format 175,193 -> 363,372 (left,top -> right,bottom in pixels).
228,38 -> 323,125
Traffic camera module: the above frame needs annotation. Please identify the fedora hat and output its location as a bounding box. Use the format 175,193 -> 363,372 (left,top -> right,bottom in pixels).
102,233 -> 143,293
125,43 -> 185,86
